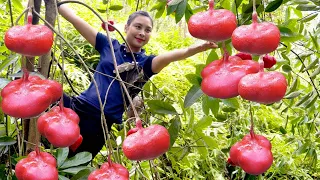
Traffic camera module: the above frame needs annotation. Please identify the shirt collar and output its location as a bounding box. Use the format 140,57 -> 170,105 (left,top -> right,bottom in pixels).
120,43 -> 146,56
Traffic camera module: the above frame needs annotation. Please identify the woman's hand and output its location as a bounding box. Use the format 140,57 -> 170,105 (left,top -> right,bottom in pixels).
152,41 -> 218,73
191,41 -> 218,53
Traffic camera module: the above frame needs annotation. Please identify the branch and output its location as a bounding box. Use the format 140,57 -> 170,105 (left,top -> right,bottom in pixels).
280,42 -> 320,98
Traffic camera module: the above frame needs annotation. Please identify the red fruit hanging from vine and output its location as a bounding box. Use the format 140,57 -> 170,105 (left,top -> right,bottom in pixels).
15,148 -> 58,180
201,50 -> 260,99
88,155 -> 129,180
37,100 -> 81,148
238,60 -> 287,104
231,9 -> 280,55
188,0 -> 237,42
1,68 -> 62,118
4,14 -> 53,57
122,119 -> 170,161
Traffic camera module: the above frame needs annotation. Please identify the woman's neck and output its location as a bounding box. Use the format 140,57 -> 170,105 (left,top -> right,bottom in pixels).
125,45 -> 141,53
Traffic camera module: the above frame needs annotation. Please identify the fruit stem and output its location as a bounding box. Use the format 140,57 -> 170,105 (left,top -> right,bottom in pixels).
27,7 -> 32,24
135,119 -> 143,129
59,98 -> 64,112
22,68 -> 29,82
35,145 -> 40,156
222,41 -> 230,65
107,154 -> 112,167
258,55 -> 265,72
249,104 -> 255,138
209,0 -> 214,10
252,0 -> 258,24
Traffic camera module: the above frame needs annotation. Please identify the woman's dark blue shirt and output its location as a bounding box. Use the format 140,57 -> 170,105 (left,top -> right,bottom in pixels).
77,32 -> 156,123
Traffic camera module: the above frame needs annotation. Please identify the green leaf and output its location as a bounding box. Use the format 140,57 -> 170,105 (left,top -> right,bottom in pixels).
168,0 -> 183,6
295,91 -> 313,106
58,175 -> 70,180
221,98 -> 239,109
57,148 -> 69,168
310,0 -> 320,5
222,106 -> 237,112
185,74 -> 202,86
221,0 -> 232,10
303,59 -> 319,72
109,5 -> 123,11
147,100 -> 178,114
280,126 -> 287,134
296,4 -> 317,11
265,0 -> 283,12
282,64 -> 292,72
201,136 -> 218,149
178,146 -> 190,160
195,116 -> 213,131
309,32 -> 319,50
195,138 -> 208,158
0,78 -> 10,89
61,166 -> 91,175
284,91 -> 302,99
151,2 -> 165,11
235,0 -> 244,8
167,2 -> 178,15
155,6 -> 166,18
0,136 -> 16,146
202,96 -> 210,115
60,152 -> 92,169
96,4 -> 107,13
175,0 -> 187,23
168,116 -> 181,147
195,64 -> 206,76
186,108 -> 195,132
302,94 -> 318,108
287,77 -> 299,94
206,50 -> 219,65
242,0 -> 263,14
293,0 -> 312,4
0,55 -> 19,72
12,0 -> 23,10
295,142 -> 310,155
0,46 -> 8,53
184,3 -> 193,22
209,98 -> 220,116
279,26 -> 304,42
184,85 -> 203,108
0,55 -> 6,60
70,169 -> 92,180
300,13 -> 318,22
310,65 -> 320,78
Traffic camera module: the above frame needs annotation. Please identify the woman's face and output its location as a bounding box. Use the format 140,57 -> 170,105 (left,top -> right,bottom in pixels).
124,15 -> 153,52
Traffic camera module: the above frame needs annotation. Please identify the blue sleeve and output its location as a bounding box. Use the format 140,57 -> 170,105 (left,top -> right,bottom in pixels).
143,55 -> 157,79
95,32 -> 119,53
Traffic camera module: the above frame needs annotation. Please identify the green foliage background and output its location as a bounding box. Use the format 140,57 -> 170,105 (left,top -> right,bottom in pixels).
1,0 -> 320,179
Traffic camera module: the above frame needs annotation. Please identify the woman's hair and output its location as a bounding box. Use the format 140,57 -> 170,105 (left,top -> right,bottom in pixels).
126,11 -> 153,27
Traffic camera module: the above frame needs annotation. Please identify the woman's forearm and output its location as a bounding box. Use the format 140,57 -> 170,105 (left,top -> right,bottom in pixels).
58,3 -> 98,47
151,42 -> 217,73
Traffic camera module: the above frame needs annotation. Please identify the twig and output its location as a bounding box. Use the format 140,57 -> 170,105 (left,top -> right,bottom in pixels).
8,0 -> 14,26
280,42 -> 320,98
14,118 -> 22,156
15,7 -> 30,25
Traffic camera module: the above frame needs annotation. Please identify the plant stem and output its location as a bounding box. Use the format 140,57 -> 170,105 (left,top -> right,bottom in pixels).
280,42 -> 320,98
249,104 -> 255,138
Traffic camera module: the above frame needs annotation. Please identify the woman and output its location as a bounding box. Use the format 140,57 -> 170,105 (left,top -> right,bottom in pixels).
58,3 -> 217,158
